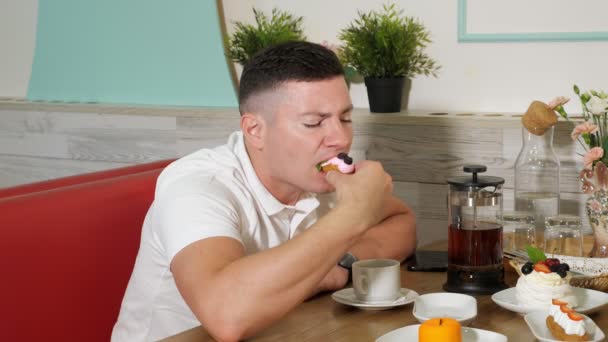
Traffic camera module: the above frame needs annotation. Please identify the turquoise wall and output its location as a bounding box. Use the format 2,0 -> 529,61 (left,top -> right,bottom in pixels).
27,0 -> 237,107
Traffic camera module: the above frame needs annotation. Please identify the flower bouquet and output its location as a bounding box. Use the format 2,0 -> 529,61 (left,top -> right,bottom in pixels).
554,85 -> 608,173
553,85 -> 608,290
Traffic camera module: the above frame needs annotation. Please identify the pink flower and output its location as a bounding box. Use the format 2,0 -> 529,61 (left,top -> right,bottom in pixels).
547,96 -> 570,110
571,122 -> 599,141
590,199 -> 602,212
584,147 -> 604,170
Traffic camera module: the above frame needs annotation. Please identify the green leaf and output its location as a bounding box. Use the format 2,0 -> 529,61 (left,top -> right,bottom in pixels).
573,84 -> 580,95
555,106 -> 568,119
602,136 -> 608,155
526,245 -> 546,263
338,4 -> 440,78
581,93 -> 591,103
226,7 -> 306,65
583,132 -> 591,146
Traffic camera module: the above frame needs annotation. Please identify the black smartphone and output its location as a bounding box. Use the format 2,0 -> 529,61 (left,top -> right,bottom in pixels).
406,250 -> 448,272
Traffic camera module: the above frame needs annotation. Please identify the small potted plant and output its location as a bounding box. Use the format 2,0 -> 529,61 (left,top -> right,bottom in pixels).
226,7 -> 306,66
339,4 -> 440,113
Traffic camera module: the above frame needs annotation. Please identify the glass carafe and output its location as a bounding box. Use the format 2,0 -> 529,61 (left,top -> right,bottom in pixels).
514,126 -> 560,234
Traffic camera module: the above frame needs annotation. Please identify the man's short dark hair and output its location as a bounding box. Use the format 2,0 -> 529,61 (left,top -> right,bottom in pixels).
238,41 -> 345,115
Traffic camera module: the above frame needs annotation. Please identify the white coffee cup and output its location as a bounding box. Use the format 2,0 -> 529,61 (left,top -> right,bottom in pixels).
352,259 -> 401,303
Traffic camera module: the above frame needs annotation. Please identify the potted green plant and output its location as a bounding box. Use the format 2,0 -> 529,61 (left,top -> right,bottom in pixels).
226,8 -> 306,66
339,4 -> 440,113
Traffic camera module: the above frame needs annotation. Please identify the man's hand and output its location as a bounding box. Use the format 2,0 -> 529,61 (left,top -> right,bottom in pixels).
311,265 -> 349,297
326,160 -> 416,265
325,160 -> 394,232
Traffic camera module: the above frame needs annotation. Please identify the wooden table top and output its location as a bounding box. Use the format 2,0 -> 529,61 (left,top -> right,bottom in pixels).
163,240 -> 606,342
163,236 -> 608,342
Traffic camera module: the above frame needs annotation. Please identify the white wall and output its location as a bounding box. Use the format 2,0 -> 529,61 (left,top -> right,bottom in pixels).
3,0 -> 608,113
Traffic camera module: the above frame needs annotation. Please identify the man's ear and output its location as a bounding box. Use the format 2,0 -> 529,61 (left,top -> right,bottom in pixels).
240,112 -> 265,150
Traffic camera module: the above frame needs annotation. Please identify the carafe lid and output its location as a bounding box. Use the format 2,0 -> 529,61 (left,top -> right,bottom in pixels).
522,100 -> 558,136
447,165 -> 505,188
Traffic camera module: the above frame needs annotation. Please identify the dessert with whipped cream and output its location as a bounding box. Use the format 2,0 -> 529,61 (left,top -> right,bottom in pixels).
317,152 -> 355,174
515,247 -> 577,310
546,299 -> 589,341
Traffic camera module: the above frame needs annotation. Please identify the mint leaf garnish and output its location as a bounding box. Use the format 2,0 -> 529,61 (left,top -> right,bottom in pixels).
526,245 -> 546,263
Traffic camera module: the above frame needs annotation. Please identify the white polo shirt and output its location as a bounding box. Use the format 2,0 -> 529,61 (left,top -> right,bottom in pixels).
111,131 -> 332,342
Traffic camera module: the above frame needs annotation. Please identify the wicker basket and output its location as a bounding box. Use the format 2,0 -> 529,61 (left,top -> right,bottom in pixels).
569,274 -> 608,292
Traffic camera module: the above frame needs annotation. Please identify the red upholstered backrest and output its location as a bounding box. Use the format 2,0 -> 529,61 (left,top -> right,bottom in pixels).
0,159 -> 174,199
0,168 -> 164,342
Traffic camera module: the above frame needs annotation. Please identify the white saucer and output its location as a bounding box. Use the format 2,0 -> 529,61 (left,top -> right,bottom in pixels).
375,324 -> 507,342
412,292 -> 477,326
524,310 -> 606,342
491,286 -> 608,315
331,287 -> 418,310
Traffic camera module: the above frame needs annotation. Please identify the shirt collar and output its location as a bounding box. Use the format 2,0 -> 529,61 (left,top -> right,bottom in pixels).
233,132 -> 319,216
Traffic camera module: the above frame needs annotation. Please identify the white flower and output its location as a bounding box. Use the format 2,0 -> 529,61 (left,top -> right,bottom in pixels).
587,95 -> 608,115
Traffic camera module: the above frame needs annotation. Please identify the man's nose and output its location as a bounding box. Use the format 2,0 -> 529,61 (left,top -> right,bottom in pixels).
324,119 -> 351,147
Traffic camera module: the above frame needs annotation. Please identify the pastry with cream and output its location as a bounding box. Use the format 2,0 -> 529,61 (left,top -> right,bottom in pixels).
317,152 -> 355,174
515,247 -> 577,310
546,299 -> 589,341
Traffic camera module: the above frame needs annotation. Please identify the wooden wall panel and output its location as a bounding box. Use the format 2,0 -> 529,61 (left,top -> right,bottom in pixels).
0,109 -> 177,163
355,122 -> 504,185
0,103 -> 595,244
176,116 -> 240,156
0,154 -> 132,188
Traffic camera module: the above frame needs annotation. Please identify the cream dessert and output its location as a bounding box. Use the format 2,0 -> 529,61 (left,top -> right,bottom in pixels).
546,299 -> 588,341
515,247 -> 577,310
317,153 -> 355,174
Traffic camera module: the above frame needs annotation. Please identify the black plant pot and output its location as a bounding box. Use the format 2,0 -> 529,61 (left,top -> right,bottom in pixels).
364,77 -> 407,113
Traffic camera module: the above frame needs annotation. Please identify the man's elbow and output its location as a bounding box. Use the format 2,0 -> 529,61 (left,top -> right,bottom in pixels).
208,326 -> 244,342
197,302 -> 259,342
202,314 -> 248,342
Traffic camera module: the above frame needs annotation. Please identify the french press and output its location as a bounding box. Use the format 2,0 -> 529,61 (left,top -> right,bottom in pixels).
443,165 -> 508,295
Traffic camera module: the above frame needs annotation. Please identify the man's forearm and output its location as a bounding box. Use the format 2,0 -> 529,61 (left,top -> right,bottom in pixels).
311,199 -> 417,299
194,205 -> 366,340
309,265 -> 349,298
349,211 -> 416,262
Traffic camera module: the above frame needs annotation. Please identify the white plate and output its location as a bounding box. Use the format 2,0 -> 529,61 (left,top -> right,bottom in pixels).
412,292 -> 477,326
331,287 -> 418,310
376,324 -> 507,342
524,310 -> 606,342
491,286 -> 608,315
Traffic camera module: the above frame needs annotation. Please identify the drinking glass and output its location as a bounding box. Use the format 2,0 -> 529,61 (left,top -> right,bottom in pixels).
544,215 -> 584,257
501,211 -> 536,251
